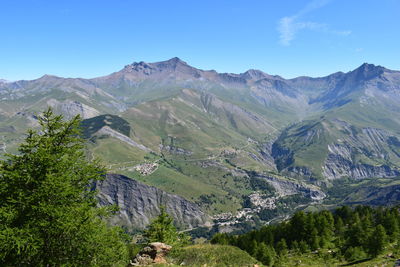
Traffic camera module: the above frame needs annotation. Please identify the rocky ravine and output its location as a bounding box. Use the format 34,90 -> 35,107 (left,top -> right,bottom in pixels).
94,174 -> 210,230
256,174 -> 326,200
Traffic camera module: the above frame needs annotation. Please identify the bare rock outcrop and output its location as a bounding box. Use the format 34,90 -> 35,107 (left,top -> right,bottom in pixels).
255,174 -> 326,200
94,174 -> 210,230
130,242 -> 172,266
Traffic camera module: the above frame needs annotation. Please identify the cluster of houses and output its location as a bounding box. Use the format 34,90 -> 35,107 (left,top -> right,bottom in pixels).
133,162 -> 159,176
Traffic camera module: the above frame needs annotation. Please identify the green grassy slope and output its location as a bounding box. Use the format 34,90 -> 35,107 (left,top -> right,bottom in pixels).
272,97 -> 400,180
169,244 -> 262,267
82,90 -> 280,214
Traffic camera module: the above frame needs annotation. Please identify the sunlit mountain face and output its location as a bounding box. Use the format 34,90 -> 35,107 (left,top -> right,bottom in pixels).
1,58 -> 400,230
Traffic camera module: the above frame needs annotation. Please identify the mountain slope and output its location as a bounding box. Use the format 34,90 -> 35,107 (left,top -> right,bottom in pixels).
1,58 -> 400,231
272,118 -> 400,180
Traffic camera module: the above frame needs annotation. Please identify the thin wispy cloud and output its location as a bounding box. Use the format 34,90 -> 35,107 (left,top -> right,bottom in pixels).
277,0 -> 351,46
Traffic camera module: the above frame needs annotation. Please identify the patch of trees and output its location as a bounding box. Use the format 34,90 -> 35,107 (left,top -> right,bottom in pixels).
0,109 -> 129,266
211,205 -> 400,265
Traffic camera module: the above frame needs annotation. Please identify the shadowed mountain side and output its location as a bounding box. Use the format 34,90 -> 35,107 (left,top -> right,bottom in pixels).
343,183 -> 400,205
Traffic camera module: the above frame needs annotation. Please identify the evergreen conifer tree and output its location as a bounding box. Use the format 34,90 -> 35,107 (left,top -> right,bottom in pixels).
367,224 -> 388,258
256,242 -> 276,266
143,206 -> 190,246
0,109 -> 128,266
276,238 -> 288,256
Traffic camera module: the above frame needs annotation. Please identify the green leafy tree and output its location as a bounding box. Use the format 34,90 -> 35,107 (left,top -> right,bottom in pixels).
0,109 -> 128,266
210,233 -> 230,245
335,216 -> 345,235
345,221 -> 365,249
291,240 -> 300,254
310,228 -> 320,251
276,238 -> 288,256
367,224 -> 388,258
255,242 -> 276,266
299,240 -> 310,253
344,246 -> 367,262
317,213 -> 334,242
144,206 -> 190,246
382,212 -> 399,241
249,240 -> 258,256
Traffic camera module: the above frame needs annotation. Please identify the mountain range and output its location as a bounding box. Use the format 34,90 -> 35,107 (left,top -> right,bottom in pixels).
1,58 -> 399,232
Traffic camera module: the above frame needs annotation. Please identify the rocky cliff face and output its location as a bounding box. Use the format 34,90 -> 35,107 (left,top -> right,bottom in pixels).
255,174 -> 326,200
321,126 -> 400,179
323,151 -> 400,180
94,174 -> 210,230
46,99 -> 100,119
271,117 -> 400,181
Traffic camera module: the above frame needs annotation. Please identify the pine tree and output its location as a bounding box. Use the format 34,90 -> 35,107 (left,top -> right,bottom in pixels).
250,240 -> 259,257
299,240 -> 310,253
335,216 -> 345,235
143,206 -> 190,246
346,220 -> 365,249
256,242 -> 276,266
0,109 -> 128,266
383,212 -> 399,241
344,246 -> 367,262
317,214 -> 333,248
211,233 -> 229,245
367,224 -> 388,258
290,211 -> 308,241
310,228 -> 320,251
276,238 -> 288,256
259,226 -> 274,245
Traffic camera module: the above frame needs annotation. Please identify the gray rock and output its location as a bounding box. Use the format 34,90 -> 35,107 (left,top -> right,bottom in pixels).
130,242 -> 172,266
255,174 -> 326,200
94,174 -> 210,230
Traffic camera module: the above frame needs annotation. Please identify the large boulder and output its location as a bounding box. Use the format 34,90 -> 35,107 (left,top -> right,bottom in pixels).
130,242 -> 172,266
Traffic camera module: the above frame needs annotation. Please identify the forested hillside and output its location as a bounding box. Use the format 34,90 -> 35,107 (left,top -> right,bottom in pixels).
212,206 -> 400,266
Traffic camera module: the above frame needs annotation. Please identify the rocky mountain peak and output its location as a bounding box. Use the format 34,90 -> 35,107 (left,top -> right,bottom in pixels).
351,63 -> 386,80
36,74 -> 63,82
121,57 -> 199,77
166,56 -> 186,64
123,61 -> 156,75
153,57 -> 191,70
358,62 -> 379,70
241,69 -> 270,81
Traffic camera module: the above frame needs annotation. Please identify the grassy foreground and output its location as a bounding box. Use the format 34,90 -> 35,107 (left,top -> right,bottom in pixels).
156,244 -> 262,266
132,243 -> 399,266
274,249 -> 398,267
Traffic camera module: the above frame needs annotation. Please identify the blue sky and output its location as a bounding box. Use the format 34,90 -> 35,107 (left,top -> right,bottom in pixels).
1,0 -> 399,80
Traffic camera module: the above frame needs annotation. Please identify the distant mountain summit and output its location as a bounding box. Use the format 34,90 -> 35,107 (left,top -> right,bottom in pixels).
240,69 -> 272,80
352,63 -> 386,80
122,57 -> 194,74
